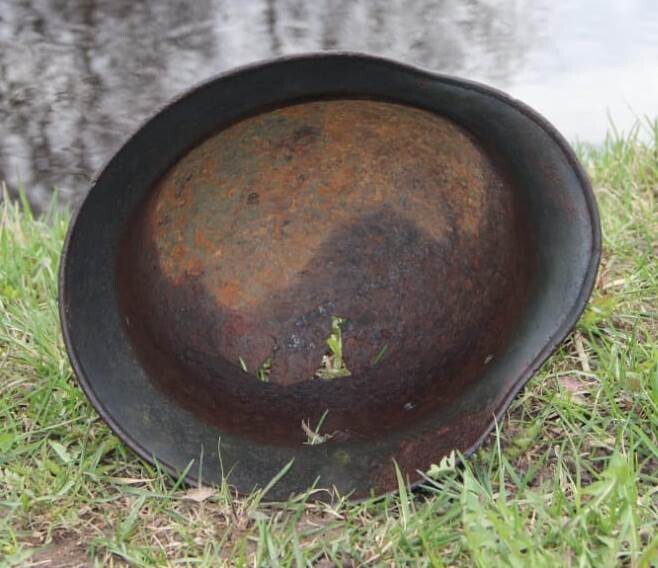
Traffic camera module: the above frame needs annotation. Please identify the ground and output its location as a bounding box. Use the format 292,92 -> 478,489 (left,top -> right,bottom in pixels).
0,123 -> 657,567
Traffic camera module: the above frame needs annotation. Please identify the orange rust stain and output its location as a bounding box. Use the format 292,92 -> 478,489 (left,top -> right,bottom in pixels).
194,229 -> 215,252
185,260 -> 204,278
158,242 -> 190,286
148,100 -> 498,311
215,280 -> 244,307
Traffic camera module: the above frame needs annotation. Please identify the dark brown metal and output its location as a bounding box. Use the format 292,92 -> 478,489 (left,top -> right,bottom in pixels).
60,53 -> 601,500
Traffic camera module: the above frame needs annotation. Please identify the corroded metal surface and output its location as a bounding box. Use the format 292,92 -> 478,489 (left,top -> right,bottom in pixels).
61,53 -> 601,499
118,99 -> 532,447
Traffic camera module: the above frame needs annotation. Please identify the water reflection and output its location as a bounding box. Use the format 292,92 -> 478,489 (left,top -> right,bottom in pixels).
0,0 -> 656,208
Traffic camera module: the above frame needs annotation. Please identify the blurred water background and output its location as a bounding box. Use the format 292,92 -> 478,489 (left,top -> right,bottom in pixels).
1,0 -> 657,209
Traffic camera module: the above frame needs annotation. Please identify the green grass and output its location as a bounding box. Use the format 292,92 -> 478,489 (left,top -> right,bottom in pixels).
315,315 -> 351,380
1,121 -> 657,566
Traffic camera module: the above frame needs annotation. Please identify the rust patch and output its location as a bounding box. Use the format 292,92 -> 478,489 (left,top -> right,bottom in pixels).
117,98 -> 534,447
146,100 -> 489,313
